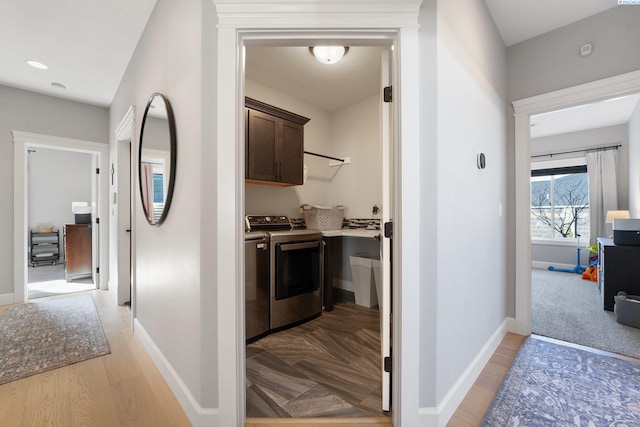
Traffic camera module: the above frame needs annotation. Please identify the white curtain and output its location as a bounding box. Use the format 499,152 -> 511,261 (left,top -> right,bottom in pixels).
586,149 -> 618,245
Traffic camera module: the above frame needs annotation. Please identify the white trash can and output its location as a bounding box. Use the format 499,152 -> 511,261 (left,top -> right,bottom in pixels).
350,255 -> 379,308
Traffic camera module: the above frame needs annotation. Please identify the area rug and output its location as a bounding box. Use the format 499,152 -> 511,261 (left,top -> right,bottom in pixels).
0,294 -> 110,385
481,337 -> 640,426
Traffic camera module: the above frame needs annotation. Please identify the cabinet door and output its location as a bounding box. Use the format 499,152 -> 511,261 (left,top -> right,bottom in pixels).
65,225 -> 92,279
279,119 -> 304,185
246,109 -> 278,182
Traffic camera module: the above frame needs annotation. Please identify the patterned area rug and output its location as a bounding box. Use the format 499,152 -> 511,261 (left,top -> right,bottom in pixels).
0,294 -> 110,385
482,337 -> 640,426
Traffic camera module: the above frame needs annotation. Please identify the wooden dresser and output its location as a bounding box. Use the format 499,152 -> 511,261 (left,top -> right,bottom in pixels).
64,224 -> 92,281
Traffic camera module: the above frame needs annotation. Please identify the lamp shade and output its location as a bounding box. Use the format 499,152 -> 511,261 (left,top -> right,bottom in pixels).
310,46 -> 348,64
605,210 -> 630,224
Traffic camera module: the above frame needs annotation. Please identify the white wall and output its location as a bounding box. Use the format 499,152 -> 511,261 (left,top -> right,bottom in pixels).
0,84 -> 108,298
109,0 -> 218,417
418,0 -> 507,409
28,147 -> 93,260
506,6 -> 640,316
531,124 -> 628,266
327,95 -> 382,218
629,102 -> 640,217
244,80 -> 382,221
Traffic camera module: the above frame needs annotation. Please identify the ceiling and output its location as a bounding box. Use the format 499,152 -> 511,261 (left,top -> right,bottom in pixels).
531,94 -> 640,139
245,46 -> 386,112
0,0 -> 632,135
484,0 -> 618,47
0,0 -> 156,107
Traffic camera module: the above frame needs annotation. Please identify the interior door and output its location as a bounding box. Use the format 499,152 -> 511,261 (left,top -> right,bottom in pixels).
91,154 -> 99,288
380,48 -> 393,412
118,139 -> 132,304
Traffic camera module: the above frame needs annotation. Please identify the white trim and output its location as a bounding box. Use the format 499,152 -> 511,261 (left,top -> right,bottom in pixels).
213,0 -> 421,29
213,5 -> 422,426
134,319 -> 219,426
513,70 -> 640,341
532,238 -> 586,247
113,106 -> 135,324
417,319 -> 510,427
531,261 -> 577,270
12,130 -> 110,304
115,106 -> 134,141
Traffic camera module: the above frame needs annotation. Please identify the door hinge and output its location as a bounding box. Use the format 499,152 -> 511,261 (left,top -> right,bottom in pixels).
96,267 -> 100,274
384,222 -> 393,239
96,168 -> 100,174
384,356 -> 392,373
96,218 -> 100,224
383,86 -> 392,103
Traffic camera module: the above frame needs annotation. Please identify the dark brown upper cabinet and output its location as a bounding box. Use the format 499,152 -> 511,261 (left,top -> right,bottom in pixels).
245,97 -> 310,186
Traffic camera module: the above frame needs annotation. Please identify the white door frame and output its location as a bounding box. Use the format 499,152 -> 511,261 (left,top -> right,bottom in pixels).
12,130 -> 110,303
213,2 -> 422,426
113,107 -> 135,318
512,69 -> 640,335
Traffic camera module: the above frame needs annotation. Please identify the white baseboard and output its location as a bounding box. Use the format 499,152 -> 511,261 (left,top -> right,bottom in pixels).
0,293 -> 15,306
506,316 -> 530,336
532,261 -> 574,270
418,318 -> 510,426
133,319 -> 219,426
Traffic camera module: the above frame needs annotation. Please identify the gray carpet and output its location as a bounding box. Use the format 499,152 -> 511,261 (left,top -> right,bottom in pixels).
0,294 -> 110,384
481,336 -> 640,426
532,268 -> 640,359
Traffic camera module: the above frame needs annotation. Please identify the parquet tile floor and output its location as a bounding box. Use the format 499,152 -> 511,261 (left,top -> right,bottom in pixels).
246,301 -> 390,419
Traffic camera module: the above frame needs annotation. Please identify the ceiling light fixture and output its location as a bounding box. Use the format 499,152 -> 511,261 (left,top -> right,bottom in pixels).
309,46 -> 349,64
25,60 -> 49,70
51,82 -> 66,90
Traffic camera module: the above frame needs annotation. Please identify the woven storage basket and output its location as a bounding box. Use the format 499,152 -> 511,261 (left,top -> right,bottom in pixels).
37,225 -> 54,233
302,204 -> 345,230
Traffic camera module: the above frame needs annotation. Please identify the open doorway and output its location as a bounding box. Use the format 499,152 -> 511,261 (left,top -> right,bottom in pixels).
512,70 -> 640,346
528,92 -> 640,357
12,131 -> 110,304
26,147 -> 97,299
243,42 -> 394,419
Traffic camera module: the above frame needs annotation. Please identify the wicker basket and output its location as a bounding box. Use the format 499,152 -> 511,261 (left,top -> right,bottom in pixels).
37,225 -> 54,233
302,204 -> 345,230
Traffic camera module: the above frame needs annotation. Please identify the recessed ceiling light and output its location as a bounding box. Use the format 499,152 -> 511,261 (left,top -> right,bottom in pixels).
51,82 -> 66,90
25,60 -> 49,70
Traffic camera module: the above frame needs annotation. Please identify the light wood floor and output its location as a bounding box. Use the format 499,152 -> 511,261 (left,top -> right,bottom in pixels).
0,290 -> 526,427
0,290 -> 191,427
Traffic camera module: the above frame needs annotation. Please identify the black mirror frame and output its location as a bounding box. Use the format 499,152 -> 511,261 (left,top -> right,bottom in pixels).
138,92 -> 177,226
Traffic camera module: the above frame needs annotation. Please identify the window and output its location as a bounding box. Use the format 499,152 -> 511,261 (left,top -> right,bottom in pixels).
531,165 -> 590,242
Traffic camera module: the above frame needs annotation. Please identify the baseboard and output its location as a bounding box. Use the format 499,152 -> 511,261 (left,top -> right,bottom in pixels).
0,293 -> 15,306
532,261 -> 574,270
418,318 -> 509,426
506,316 -> 529,336
133,319 -> 219,426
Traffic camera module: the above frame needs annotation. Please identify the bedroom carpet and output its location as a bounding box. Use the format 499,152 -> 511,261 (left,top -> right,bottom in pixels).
0,294 -> 110,385
532,267 -> 640,359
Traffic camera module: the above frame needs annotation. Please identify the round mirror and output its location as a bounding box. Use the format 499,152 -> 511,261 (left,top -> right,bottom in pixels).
139,93 -> 176,226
